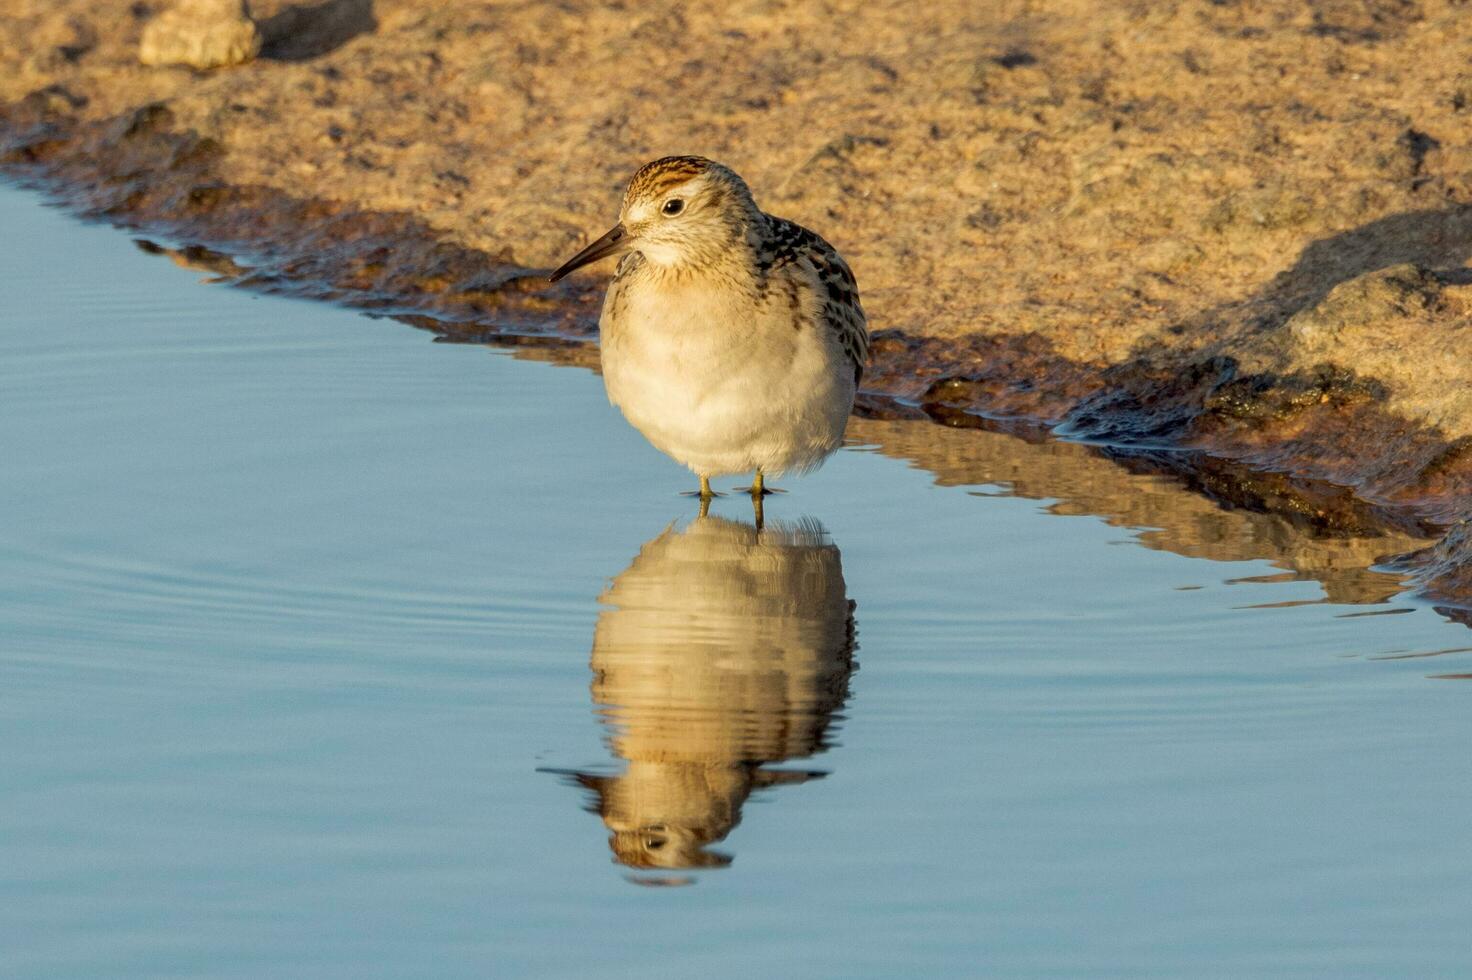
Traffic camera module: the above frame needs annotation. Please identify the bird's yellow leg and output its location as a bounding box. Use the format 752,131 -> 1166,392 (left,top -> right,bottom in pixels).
680,475 -> 724,499
737,468 -> 785,496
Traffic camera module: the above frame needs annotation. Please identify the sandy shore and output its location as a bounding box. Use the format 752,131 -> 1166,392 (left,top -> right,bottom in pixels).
2,0 -> 1469,610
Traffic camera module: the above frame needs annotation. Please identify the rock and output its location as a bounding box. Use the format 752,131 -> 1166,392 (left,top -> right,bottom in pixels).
1401,519 -> 1472,612
1286,263 -> 1437,345
139,0 -> 260,70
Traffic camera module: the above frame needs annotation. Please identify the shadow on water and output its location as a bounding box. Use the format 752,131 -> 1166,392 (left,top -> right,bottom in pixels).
543,516 -> 857,885
256,0 -> 377,62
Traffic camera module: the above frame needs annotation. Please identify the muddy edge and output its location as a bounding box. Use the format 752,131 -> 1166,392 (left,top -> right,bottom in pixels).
3,93 -> 1469,617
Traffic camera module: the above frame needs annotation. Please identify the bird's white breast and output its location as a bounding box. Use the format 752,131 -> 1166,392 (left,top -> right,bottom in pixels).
600,269 -> 854,478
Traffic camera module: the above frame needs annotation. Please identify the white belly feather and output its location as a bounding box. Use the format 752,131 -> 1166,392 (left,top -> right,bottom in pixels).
600,275 -> 855,478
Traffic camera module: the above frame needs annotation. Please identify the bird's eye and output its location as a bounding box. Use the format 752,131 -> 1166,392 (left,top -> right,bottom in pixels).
662,198 -> 685,216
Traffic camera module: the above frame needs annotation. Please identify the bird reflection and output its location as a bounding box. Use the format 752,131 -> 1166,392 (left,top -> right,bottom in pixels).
551,514 -> 857,878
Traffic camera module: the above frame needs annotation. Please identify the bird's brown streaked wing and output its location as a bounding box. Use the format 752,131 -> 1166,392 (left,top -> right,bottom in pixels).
758,217 -> 870,385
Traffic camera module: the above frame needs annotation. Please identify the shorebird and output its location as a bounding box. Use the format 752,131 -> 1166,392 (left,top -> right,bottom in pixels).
549,156 -> 868,505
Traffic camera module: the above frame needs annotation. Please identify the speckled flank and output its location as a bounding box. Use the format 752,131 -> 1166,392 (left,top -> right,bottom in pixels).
755,215 -> 869,384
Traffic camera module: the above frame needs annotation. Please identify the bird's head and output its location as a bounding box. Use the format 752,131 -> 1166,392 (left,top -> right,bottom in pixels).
549,156 -> 758,282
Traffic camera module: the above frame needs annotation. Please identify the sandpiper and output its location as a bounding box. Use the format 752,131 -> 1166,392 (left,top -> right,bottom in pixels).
549,156 -> 868,505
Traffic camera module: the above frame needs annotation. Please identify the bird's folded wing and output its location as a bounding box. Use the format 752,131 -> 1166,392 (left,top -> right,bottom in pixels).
759,217 -> 870,385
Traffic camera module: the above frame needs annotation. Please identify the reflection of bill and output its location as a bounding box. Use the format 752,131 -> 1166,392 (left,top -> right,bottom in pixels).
550,516 -> 857,878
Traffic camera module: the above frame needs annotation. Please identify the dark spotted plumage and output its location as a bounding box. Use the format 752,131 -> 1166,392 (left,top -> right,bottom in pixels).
756,215 -> 869,385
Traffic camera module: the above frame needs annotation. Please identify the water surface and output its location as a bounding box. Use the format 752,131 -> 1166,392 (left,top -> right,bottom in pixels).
4,184 -> 1472,977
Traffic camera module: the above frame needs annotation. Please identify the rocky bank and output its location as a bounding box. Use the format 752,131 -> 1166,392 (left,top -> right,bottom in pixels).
2,0 -> 1470,612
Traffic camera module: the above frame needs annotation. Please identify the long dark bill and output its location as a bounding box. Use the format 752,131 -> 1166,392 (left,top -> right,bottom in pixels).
547,223 -> 628,283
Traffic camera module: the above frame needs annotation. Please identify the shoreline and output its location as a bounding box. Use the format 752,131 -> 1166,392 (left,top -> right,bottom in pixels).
2,99 -> 1467,621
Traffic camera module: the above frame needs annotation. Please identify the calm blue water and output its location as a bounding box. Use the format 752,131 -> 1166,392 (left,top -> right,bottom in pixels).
4,183 -> 1472,977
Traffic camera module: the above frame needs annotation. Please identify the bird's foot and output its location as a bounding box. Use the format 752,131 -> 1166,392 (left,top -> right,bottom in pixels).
736,470 -> 784,496
735,485 -> 786,496
680,475 -> 723,501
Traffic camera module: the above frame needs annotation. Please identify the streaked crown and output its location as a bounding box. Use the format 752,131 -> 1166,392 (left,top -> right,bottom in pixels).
618,156 -> 760,269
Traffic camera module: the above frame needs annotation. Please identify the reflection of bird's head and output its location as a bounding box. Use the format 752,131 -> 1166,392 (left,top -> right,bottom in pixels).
561,515 -> 857,872
571,767 -> 742,870
573,765 -> 827,871
612,826 -> 733,871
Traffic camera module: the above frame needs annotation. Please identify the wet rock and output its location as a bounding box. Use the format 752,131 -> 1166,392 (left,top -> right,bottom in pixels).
0,87 -> 84,163
1204,365 -> 1385,424
1064,356 -> 1237,444
139,0 -> 260,70
1399,520 -> 1472,613
865,330 -> 1097,418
